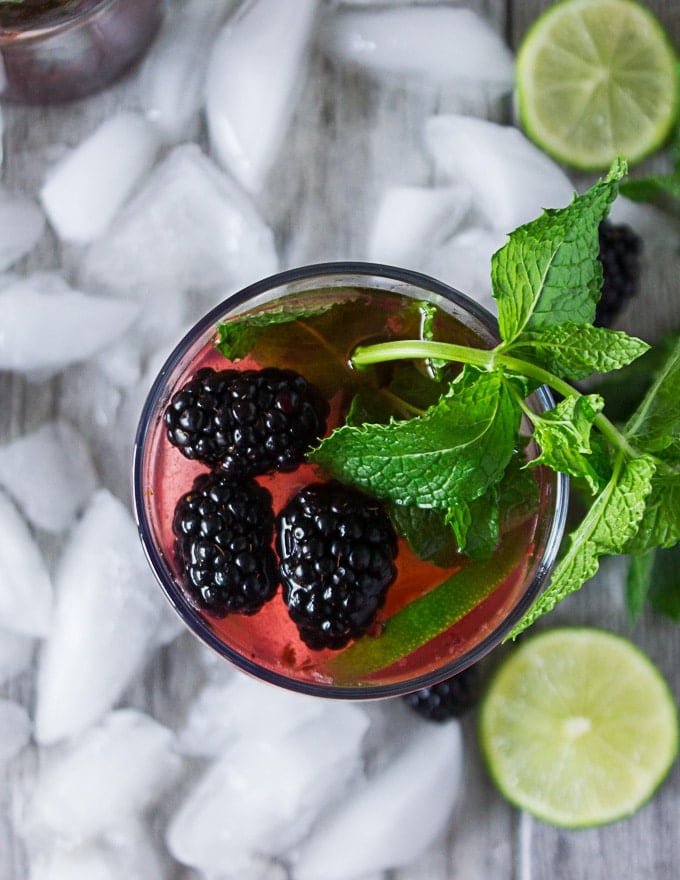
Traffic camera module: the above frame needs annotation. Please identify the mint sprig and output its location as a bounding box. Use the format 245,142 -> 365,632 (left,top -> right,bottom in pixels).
311,159 -> 680,637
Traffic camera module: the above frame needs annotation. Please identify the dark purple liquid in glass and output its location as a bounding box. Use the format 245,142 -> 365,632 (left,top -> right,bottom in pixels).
0,0 -> 163,103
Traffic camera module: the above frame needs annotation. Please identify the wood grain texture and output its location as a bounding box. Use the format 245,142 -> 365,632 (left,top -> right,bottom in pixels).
1,1 -> 679,879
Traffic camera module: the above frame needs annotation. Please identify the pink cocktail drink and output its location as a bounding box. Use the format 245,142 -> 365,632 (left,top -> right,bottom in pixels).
133,265 -> 567,698
0,0 -> 162,103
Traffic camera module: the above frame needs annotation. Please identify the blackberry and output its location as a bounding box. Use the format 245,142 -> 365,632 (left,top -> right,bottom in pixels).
277,481 -> 398,650
164,366 -> 329,476
172,471 -> 278,617
596,220 -> 643,327
402,665 -> 479,722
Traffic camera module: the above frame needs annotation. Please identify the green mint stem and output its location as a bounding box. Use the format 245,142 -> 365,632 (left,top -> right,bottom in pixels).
353,339 -> 493,370
352,339 -> 638,461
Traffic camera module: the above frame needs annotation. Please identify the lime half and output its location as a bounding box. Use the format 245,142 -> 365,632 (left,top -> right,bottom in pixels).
479,628 -> 678,828
516,0 -> 678,170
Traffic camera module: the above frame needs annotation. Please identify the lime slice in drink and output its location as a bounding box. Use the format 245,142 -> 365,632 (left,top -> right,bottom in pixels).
516,0 -> 678,170
479,628 -> 678,827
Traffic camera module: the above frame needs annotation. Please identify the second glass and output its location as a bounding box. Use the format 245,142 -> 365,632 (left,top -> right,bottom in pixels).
0,0 -> 163,103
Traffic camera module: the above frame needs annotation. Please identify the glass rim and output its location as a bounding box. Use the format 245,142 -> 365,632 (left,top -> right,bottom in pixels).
0,0 -> 130,40
132,261 -> 569,700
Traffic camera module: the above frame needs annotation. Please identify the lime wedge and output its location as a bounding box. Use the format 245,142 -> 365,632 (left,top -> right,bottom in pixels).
479,628 -> 678,827
516,0 -> 678,170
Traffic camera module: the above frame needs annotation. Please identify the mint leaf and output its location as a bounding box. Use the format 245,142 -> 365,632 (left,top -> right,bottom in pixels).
529,394 -> 607,494
625,335 -> 680,462
625,550 -> 655,623
492,160 -> 626,344
622,473 -> 680,553
444,499 -> 471,550
454,486 -> 500,560
507,323 -> 649,382
648,544 -> 680,621
589,331 -> 680,425
310,368 -> 521,509
389,505 -> 460,569
620,173 -> 680,204
387,363 -> 449,410
215,298 -> 339,359
390,446 -> 538,566
419,301 -> 448,380
510,454 -> 656,638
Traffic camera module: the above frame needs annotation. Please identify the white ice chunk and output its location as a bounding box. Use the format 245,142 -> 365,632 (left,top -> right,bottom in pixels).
320,6 -> 513,90
0,421 -> 98,533
205,0 -> 319,193
27,709 -> 182,844
29,823 -> 165,880
206,858 -> 290,880
423,227 -> 507,314
140,0 -> 238,143
177,671 -> 325,757
294,721 -> 463,880
92,335 -> 143,390
0,274 -> 139,378
167,702 -> 369,875
30,846 -> 120,880
0,188 -> 45,270
40,113 -> 161,244
0,625 -> 34,685
34,491 -> 166,744
0,698 -> 31,763
368,184 -> 472,266
80,144 -> 278,294
424,115 -> 575,232
0,490 -> 52,638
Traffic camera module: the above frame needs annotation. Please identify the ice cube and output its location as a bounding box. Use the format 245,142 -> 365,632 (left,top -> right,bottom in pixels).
56,363 -> 128,498
166,702 -> 370,875
91,335 -> 143,390
293,720 -> 463,879
0,698 -> 31,763
0,274 -> 139,378
177,671 -> 325,757
0,188 -> 45,270
40,113 -> 161,244
34,490 -> 167,744
27,709 -> 182,844
80,144 -> 278,294
205,0 -> 320,193
368,184 -> 472,267
140,0 -> 239,143
320,6 -> 513,91
29,846 -> 120,880
423,226 -> 507,314
0,625 -> 34,685
204,857 -> 290,880
424,115 -> 575,232
0,490 -> 53,638
29,823 -> 166,880
0,421 -> 98,533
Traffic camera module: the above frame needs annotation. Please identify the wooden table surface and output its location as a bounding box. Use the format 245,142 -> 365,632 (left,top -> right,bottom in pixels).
1,1 -> 679,878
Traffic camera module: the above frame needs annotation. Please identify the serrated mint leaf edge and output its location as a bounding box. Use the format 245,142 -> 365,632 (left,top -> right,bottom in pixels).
508,454 -> 656,639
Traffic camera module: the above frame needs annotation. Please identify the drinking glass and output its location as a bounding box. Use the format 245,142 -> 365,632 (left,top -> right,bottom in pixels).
0,0 -> 163,103
133,263 -> 568,699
